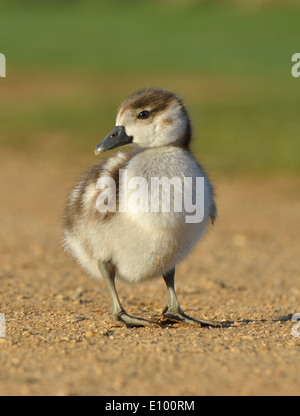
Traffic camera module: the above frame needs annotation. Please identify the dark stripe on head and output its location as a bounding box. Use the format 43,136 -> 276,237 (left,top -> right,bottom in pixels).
119,88 -> 181,116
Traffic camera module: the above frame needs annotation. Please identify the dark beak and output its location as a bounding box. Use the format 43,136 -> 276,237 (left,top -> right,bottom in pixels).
94,126 -> 133,155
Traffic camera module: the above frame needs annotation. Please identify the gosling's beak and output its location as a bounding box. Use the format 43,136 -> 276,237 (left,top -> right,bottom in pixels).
94,126 -> 133,155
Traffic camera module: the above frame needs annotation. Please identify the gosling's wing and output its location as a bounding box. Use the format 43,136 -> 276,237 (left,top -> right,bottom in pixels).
63,149 -> 140,231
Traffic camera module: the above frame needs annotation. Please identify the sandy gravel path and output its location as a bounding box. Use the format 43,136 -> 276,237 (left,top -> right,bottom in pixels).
0,153 -> 299,395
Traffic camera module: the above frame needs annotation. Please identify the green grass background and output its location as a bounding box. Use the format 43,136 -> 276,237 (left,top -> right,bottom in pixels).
0,0 -> 299,174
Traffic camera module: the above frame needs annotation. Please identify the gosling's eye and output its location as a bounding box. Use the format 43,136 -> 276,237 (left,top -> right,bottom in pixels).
137,110 -> 150,119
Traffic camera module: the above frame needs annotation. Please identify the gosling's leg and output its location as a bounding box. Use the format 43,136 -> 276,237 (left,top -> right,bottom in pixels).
162,268 -> 219,327
98,260 -> 157,328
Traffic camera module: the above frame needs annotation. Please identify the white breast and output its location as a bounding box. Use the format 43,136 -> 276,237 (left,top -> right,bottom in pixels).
64,147 -> 214,284
101,147 -> 212,282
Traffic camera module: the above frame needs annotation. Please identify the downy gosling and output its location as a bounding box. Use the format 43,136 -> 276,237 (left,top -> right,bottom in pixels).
63,88 -> 218,328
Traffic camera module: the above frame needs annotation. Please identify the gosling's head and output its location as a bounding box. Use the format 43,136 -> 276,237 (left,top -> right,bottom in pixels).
95,88 -> 192,155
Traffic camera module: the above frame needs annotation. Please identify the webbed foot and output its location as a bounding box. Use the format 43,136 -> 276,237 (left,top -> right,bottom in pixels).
113,311 -> 159,328
162,306 -> 220,327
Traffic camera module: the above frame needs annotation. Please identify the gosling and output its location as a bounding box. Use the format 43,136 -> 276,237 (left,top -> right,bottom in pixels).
63,88 -> 218,327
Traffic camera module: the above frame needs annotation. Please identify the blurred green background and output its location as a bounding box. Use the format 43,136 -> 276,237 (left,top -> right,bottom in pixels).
0,0 -> 299,174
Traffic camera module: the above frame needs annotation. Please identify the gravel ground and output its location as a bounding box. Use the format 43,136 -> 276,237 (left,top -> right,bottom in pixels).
0,153 -> 299,396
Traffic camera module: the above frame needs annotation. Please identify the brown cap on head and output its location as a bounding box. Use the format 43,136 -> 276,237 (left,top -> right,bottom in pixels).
119,88 -> 180,116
